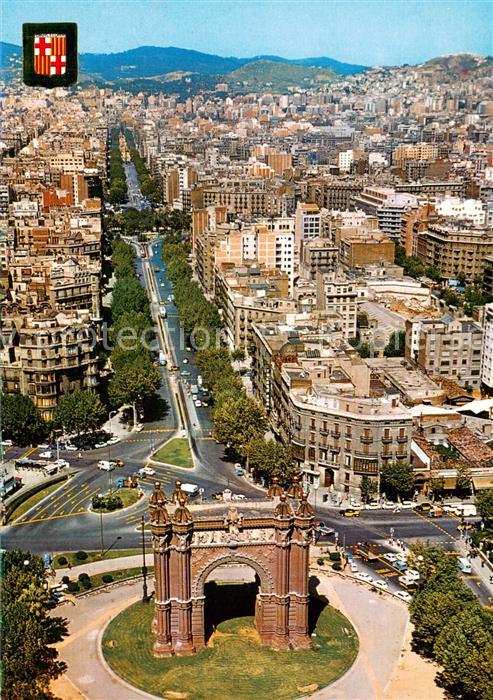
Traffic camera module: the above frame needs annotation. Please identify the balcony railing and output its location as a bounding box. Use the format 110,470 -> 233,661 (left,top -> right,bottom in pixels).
382,436 -> 392,444
360,435 -> 373,444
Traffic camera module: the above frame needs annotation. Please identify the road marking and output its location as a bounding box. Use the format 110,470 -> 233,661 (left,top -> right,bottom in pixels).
10,511 -> 88,526
18,483 -> 79,521
412,510 -> 456,542
68,487 -> 101,514
20,446 -> 37,459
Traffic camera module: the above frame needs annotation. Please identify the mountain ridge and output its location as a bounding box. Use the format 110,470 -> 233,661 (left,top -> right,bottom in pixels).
0,41 -> 366,77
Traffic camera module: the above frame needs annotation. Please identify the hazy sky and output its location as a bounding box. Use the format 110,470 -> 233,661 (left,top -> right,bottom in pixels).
2,0 -> 491,65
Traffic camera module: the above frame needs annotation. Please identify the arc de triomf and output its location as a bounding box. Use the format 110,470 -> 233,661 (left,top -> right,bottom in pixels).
149,478 -> 314,656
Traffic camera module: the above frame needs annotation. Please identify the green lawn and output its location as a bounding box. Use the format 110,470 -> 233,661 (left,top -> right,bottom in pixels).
54,549 -> 142,569
9,479 -> 68,522
153,438 -> 194,468
103,590 -> 358,700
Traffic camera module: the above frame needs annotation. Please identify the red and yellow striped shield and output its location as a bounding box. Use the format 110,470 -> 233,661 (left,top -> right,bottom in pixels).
34,34 -> 67,75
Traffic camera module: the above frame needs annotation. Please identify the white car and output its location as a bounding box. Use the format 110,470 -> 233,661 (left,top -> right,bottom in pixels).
405,569 -> 420,581
2,439 -> 13,447
95,441 -> 108,449
365,502 -> 380,510
383,552 -> 398,563
107,436 -> 121,446
38,443 -> 50,450
350,562 -> 359,573
139,466 -> 156,477
383,501 -> 396,510
65,444 -> 78,451
231,493 -> 246,501
39,450 -> 53,459
98,460 -> 115,471
373,579 -> 389,591
52,459 -> 70,469
395,591 -> 412,603
355,572 -> 374,584
194,400 -> 202,407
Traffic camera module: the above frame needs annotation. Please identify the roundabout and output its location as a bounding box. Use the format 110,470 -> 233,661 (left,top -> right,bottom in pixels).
102,591 -> 359,700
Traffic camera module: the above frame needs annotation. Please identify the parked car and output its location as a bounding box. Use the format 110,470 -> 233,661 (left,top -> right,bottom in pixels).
2,439 -> 13,447
95,441 -> 108,449
355,572 -> 374,584
234,464 -> 244,476
194,400 -> 202,407
183,357 -> 189,364
382,501 -> 396,510
38,443 -> 50,450
373,579 -> 389,591
107,436 -> 121,446
39,450 -> 53,459
383,552 -> 398,563
349,562 -> 359,573
231,493 -> 246,501
65,444 -> 78,451
169,365 -> 179,372
405,569 -> 420,581
364,501 -> 380,510
395,591 -> 412,603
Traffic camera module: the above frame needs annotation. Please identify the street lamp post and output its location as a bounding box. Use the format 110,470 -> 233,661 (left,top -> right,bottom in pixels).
99,496 -> 104,554
141,516 -> 149,604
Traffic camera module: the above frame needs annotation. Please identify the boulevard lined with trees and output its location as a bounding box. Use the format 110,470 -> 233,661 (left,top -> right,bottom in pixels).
162,240 -> 296,485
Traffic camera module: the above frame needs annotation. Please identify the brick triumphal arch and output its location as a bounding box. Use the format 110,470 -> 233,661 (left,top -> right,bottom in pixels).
149,480 -> 314,656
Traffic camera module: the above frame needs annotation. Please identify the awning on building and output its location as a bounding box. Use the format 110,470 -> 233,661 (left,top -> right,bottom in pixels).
472,476 -> 493,490
442,477 -> 457,490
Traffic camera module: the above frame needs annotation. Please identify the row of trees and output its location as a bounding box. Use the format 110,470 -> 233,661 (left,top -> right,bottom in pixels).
163,242 -> 222,343
2,549 -> 68,699
408,543 -> 493,699
162,242 -> 296,485
349,330 -> 405,359
1,389 -> 106,447
108,239 -> 161,425
107,129 -> 127,205
395,245 -> 441,281
124,128 -> 162,204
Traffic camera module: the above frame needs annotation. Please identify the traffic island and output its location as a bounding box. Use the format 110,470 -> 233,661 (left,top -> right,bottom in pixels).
152,437 -> 194,468
102,594 -> 358,700
90,488 -> 143,514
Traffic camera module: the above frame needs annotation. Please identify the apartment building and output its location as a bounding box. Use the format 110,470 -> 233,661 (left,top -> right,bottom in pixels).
300,238 -> 339,279
250,323 -> 413,494
1,312 -> 99,421
315,270 -> 358,339
214,264 -> 295,351
416,222 -> 493,282
481,303 -> 493,393
294,202 -> 321,245
407,316 -> 483,389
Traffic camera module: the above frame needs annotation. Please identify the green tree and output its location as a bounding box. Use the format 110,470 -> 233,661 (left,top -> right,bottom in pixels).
433,608 -> 493,700
108,364 -> 161,426
245,438 -> 297,485
54,390 -> 106,438
380,461 -> 414,500
1,393 -> 47,446
231,348 -> 246,362
384,330 -> 405,357
410,589 -> 477,658
2,549 -> 68,699
360,475 -> 378,503
477,489 -> 493,524
213,395 -> 267,453
111,277 -> 149,318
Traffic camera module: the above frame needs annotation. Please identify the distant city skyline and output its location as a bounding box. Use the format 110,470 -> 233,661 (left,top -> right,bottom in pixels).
2,0 -> 491,66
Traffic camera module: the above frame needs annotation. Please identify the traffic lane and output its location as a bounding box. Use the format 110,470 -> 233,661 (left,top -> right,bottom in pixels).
314,509 -> 458,548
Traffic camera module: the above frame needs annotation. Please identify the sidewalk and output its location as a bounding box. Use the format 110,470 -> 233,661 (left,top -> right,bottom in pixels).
56,555 -> 144,582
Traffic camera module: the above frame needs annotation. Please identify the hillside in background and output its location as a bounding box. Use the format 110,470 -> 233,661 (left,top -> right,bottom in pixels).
228,60 -> 336,91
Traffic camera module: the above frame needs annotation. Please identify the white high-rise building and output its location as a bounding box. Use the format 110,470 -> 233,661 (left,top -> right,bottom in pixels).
338,149 -> 354,173
481,303 -> 493,391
